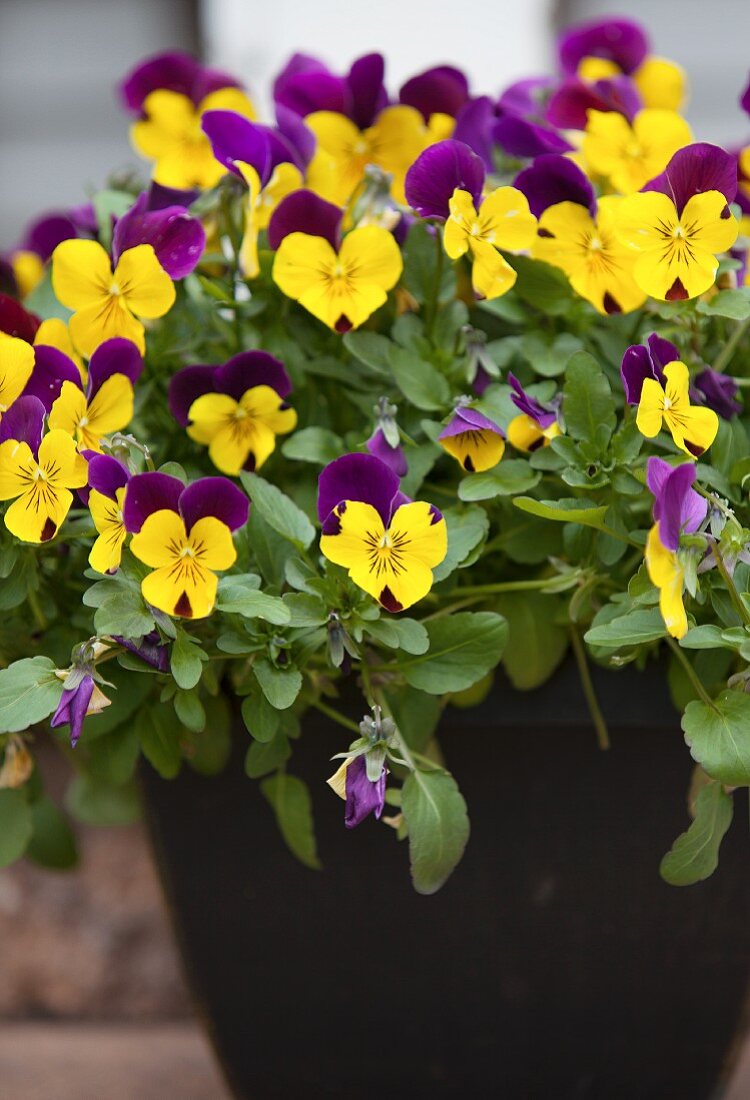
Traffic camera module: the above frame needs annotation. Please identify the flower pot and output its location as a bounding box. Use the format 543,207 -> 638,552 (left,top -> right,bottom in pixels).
141,661 -> 750,1099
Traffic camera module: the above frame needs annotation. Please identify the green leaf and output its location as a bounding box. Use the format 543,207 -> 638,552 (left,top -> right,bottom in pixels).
696,289 -> 750,320
660,782 -> 734,885
281,427 -> 344,465
459,460 -> 540,501
85,578 -> 155,638
494,592 -> 568,690
384,685 -> 442,753
184,694 -> 232,776
366,617 -> 429,655
261,772 -> 321,870
241,473 -> 315,550
399,612 -> 508,694
388,346 -> 450,410
254,658 -> 302,710
245,732 -> 291,778
520,332 -> 584,378
170,629 -> 207,690
0,789 -> 33,866
174,689 -> 206,732
135,707 -> 182,778
0,657 -> 63,733
513,496 -> 610,529
680,625 -> 732,650
562,352 -> 616,446
93,189 -> 134,249
241,689 -> 281,742
26,797 -> 78,869
682,691 -> 750,785
65,775 -> 140,826
401,768 -> 469,894
217,581 -> 291,624
584,607 -> 665,648
402,220 -> 455,305
505,255 -> 573,316
432,506 -> 489,580
342,331 -> 392,376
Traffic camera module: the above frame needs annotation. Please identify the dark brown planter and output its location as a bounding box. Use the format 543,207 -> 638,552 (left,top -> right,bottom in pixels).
141,661 -> 750,1099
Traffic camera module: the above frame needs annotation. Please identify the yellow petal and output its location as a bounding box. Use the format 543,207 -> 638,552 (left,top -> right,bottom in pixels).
34,318 -> 85,380
114,245 -> 175,319
440,428 -> 505,471
681,191 -> 739,255
12,251 -> 44,298
88,488 -> 127,573
69,302 -> 145,358
444,189 -> 476,259
0,440 -> 36,500
5,485 -> 72,543
636,378 -> 666,438
478,187 -> 537,252
131,509 -> 188,568
86,374 -> 135,437
0,337 -> 35,410
633,57 -> 687,112
38,429 -> 88,488
338,226 -> 403,294
188,515 -> 237,571
645,525 -> 687,638
273,232 -> 337,303
52,240 -> 113,310
469,239 -> 517,300
48,380 -> 87,440
198,88 -> 257,120
142,560 -> 218,619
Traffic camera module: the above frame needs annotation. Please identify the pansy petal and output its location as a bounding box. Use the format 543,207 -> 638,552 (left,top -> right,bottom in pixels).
87,338 -> 143,396
0,394 -> 45,451
317,453 -> 401,527
215,351 -> 292,401
399,65 -> 469,121
0,336 -> 35,410
513,154 -> 596,218
114,245 -> 175,318
87,453 -> 130,500
122,471 -> 184,533
52,240 -> 112,310
201,109 -> 272,183
404,139 -> 484,220
452,96 -> 496,170
168,365 -> 217,425
179,476 -> 249,532
644,143 -> 737,213
267,190 -> 343,251
346,53 -> 387,130
0,295 -> 39,342
112,195 -> 205,279
558,17 -> 648,76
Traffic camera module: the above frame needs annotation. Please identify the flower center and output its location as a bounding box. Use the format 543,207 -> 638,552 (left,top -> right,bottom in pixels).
589,235 -> 603,252
180,545 -> 196,559
663,396 -> 672,410
672,225 -> 686,239
378,533 -> 393,550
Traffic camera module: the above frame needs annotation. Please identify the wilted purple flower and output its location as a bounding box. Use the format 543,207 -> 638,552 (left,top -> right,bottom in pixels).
328,754 -> 387,828
620,334 -> 680,405
115,632 -> 171,672
367,427 -> 407,477
647,457 -> 707,552
51,673 -> 110,747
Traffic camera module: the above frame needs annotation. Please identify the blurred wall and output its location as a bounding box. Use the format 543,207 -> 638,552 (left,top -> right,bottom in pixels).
0,0 -> 198,245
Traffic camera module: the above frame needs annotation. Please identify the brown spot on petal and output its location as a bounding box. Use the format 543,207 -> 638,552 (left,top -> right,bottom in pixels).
537,228 -> 555,238
666,278 -> 688,301
602,292 -> 621,315
335,314 -> 353,334
528,435 -> 545,452
174,591 -> 193,617
41,518 -> 56,542
379,586 -> 403,613
462,455 -> 475,472
685,439 -> 704,457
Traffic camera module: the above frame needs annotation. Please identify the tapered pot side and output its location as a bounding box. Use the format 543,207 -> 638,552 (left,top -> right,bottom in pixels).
141,662 -> 750,1100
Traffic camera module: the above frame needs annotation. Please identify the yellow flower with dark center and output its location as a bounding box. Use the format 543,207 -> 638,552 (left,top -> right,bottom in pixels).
444,187 -> 537,300
188,385 -> 297,476
582,108 -> 693,193
0,429 -> 88,543
533,196 -> 646,314
131,87 -> 256,190
636,361 -> 718,457
49,376 -> 134,453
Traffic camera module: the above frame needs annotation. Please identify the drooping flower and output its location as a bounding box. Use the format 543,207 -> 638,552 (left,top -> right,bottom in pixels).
582,108 -> 692,194
168,351 -> 296,475
318,453 -> 447,613
0,396 -> 88,542
507,373 -> 562,452
327,754 -> 386,828
691,369 -> 741,420
366,398 -> 407,477
620,333 -> 679,404
86,453 -> 131,573
49,338 -> 143,452
439,404 -> 505,472
614,144 -> 739,301
124,473 -> 249,619
114,631 -> 170,672
273,225 -> 402,332
51,240 -> 175,355
645,526 -> 688,640
111,185 -> 206,279
129,83 -> 256,190
636,361 -> 719,457
51,671 -> 110,748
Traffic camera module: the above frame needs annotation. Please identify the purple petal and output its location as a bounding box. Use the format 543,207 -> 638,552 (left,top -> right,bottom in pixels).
146,182 -> 200,210
115,633 -> 170,672
0,395 -> 45,453
557,17 -> 649,77
546,75 -> 641,130
119,51 -> 239,113
439,406 -> 504,439
346,53 -> 388,130
201,111 -> 272,184
692,369 -> 742,420
644,144 -> 738,215
275,105 -> 316,169
112,192 -> 205,279
267,190 -> 343,251
659,464 -> 707,552
344,754 -> 386,828
215,351 -> 292,402
168,365 -> 217,426
646,456 -> 673,511
507,373 -> 557,428
0,294 -> 40,342
513,154 -> 596,218
67,202 -> 98,237
404,139 -> 484,220
497,76 -> 556,119
620,336 -> 678,405
492,116 -> 572,158
20,212 -> 80,262
87,453 -> 130,500
273,54 -> 347,118
317,453 -> 401,528
742,75 -> 750,120
23,345 -> 82,411
179,477 -> 249,533
646,333 -> 681,372
123,472 -> 184,533
50,676 -> 95,747
399,65 -> 469,121
366,427 -> 408,477
87,338 -> 143,397
452,96 -> 496,170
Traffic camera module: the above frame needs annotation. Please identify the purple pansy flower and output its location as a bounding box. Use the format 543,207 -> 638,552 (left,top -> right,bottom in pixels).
498,77 -> 556,119
273,51 -> 388,129
114,631 -> 171,673
546,74 -> 641,130
267,190 -> 343,251
17,211 -> 83,263
168,350 -> 291,425
620,334 -> 680,405
112,187 -> 205,280
508,373 -> 559,429
317,453 -> 408,534
513,153 -> 596,218
647,457 -> 707,552
643,143 -> 738,215
691,369 -> 742,420
202,109 -> 312,184
452,96 -> 497,169
45,338 -> 143,448
557,17 -> 649,77
366,427 -> 407,478
0,395 -> 45,453
119,51 -> 241,114
123,471 -> 249,535
80,450 -> 130,507
343,754 -> 386,828
439,405 -> 506,473
404,139 -> 484,220
50,674 -> 108,748
399,65 -> 469,120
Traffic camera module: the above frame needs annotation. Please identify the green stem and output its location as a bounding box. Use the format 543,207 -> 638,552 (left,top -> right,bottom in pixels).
713,315 -> 750,373
714,548 -> 750,627
451,576 -> 576,598
569,627 -> 610,750
665,636 -> 716,710
27,587 -> 47,632
311,699 -> 361,734
425,227 -> 445,340
372,684 -> 417,771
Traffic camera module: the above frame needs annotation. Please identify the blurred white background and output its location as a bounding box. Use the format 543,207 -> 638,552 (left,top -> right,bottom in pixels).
1,0 -> 749,245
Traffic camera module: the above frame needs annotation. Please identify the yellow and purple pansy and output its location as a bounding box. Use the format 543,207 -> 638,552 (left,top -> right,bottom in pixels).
615,143 -> 740,301
168,350 -> 296,476
644,457 -> 707,639
317,453 -> 447,613
83,452 -> 131,574
49,338 -> 143,452
635,359 -> 719,458
2,207 -> 93,300
124,472 -> 249,619
0,396 -> 88,543
439,403 -> 505,473
507,374 -> 562,452
327,754 -> 387,828
582,107 -> 693,194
